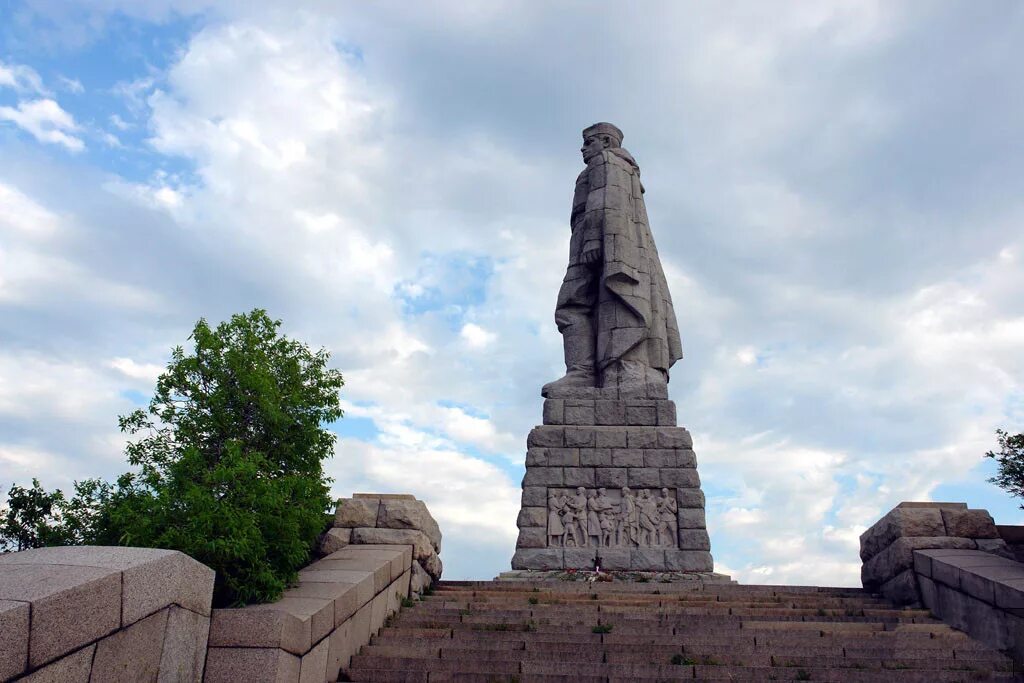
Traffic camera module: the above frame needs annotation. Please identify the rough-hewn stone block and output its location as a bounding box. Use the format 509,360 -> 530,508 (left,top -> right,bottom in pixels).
527,426 -> 565,448
352,527 -> 432,563
661,468 -> 700,488
627,467 -> 661,487
376,498 -> 443,552
511,548 -> 563,571
565,427 -> 596,447
678,529 -> 711,551
580,448 -> 612,466
862,536 -> 976,591
521,486 -> 547,507
675,488 -> 704,509
563,467 -> 596,487
626,428 -> 658,449
595,468 -> 627,488
859,506 -> 946,562
656,401 -> 677,426
942,508 -> 999,539
565,404 -> 596,425
527,447 -> 579,467
657,427 -> 693,449
678,508 -> 706,529
611,448 -> 644,467
319,528 -> 352,555
665,550 -> 714,572
595,428 -> 627,448
564,548 -> 597,569
516,506 -> 547,529
879,569 -> 920,606
597,548 -> 631,571
515,527 -> 547,549
334,498 -> 380,528
91,608 -> 168,683
595,400 -> 626,425
523,467 -> 563,486
542,399 -> 564,425
643,449 -> 685,468
626,405 -> 657,425
630,548 -> 666,571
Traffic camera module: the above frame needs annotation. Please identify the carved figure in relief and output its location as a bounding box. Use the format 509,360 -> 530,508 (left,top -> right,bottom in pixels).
657,487 -> 678,547
620,487 -> 639,546
637,490 -> 658,546
542,123 -> 682,396
594,488 -> 618,548
566,487 -> 589,547
548,491 -> 566,547
586,491 -> 602,547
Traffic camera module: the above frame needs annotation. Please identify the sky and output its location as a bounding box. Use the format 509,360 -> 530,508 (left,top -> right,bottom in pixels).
1,1 -> 1023,586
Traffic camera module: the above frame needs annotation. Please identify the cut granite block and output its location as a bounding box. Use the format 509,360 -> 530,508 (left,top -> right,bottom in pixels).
580,448 -> 612,466
511,548 -> 563,571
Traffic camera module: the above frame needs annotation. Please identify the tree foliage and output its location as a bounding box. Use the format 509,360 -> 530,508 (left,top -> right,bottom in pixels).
0,478 -> 113,552
987,429 -> 1024,506
105,309 -> 344,606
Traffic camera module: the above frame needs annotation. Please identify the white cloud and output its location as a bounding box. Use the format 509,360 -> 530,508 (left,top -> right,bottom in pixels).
107,357 -> 164,384
460,323 -> 496,349
0,61 -> 48,95
58,76 -> 84,94
0,99 -> 84,151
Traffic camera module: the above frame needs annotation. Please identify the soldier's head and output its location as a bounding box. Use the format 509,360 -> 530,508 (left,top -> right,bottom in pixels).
661,487 -> 670,497
576,486 -> 586,495
581,122 -> 623,162
598,488 -> 606,496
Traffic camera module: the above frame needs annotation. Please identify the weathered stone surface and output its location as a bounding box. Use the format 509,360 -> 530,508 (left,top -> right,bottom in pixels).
203,647 -> 300,683
158,605 -> 210,683
91,608 -> 168,683
298,635 -> 330,683
17,644 -> 94,683
879,568 -> 920,606
0,599 -> 29,680
0,563 -> 120,668
542,399 -> 564,424
580,448 -> 612,466
375,498 -> 442,552
656,401 -> 676,426
410,561 -> 432,594
660,468 -> 700,488
630,548 -> 666,571
626,405 -> 657,425
517,506 -> 547,528
594,467 -> 627,487
595,428 -> 627,448
676,488 -> 705,508
657,427 -> 693,449
511,548 -> 564,570
516,527 -> 547,548
285,581 -> 362,626
564,548 -> 597,569
521,486 -> 547,507
527,426 -> 565,448
210,602 -> 312,655
335,544 -> 411,583
523,467 -> 563,486
977,538 -> 1017,559
597,548 -> 631,571
942,508 -> 999,539
351,527 -> 432,564
334,498 -> 380,528
862,536 -> 976,591
626,428 -> 658,449
665,550 -> 714,572
678,508 -> 706,529
627,467 -> 660,487
595,400 -> 626,425
564,403 -> 596,425
422,551 -> 443,580
565,427 -> 596,447
897,501 -> 966,510
611,448 -> 644,467
563,466 -> 596,487
319,528 -> 352,555
859,505 -> 946,561
526,447 -> 579,467
643,449 -> 684,468
678,529 -> 711,551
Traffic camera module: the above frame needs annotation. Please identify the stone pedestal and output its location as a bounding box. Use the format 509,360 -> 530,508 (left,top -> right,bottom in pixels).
511,386 -> 714,573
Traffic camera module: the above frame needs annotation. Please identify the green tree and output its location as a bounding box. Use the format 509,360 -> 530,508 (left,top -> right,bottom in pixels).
106,309 -> 344,606
0,479 -> 68,551
987,429 -> 1024,505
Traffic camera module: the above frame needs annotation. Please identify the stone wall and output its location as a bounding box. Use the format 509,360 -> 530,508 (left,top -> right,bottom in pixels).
205,544 -> 413,683
0,546 -> 214,682
512,387 -> 713,573
860,501 -> 1011,605
323,493 -> 442,594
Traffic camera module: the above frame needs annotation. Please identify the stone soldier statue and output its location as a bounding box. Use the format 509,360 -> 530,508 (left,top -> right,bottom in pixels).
543,122 -> 682,395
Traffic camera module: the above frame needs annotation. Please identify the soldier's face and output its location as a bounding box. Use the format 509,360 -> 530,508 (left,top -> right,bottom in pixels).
581,135 -> 607,162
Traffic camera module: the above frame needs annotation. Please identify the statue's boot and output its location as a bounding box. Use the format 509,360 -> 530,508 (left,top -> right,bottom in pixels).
542,321 -> 596,397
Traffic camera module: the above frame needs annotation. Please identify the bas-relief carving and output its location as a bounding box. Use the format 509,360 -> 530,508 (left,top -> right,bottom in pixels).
543,122 -> 682,396
547,486 -> 677,549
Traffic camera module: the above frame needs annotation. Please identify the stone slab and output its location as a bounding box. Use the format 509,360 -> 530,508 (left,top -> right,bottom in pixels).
298,635 -> 329,683
0,599 -> 29,680
564,548 -> 597,569
511,548 -> 564,570
334,498 -> 380,528
942,508 -> 999,539
318,528 -> 352,556
203,647 -> 300,683
158,605 -> 210,683
665,550 -> 714,572
210,603 -> 312,655
0,563 -> 121,668
17,643 -> 94,683
304,559 -> 387,594
862,536 -> 976,591
90,607 -> 168,683
351,527 -> 432,563
375,498 -> 442,552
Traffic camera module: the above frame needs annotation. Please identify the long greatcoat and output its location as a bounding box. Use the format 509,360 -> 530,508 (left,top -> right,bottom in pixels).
562,147 -> 682,373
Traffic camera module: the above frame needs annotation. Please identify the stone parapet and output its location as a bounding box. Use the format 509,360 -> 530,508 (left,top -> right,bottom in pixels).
859,501 -> 1013,605
205,544 -> 412,683
323,493 -> 442,594
0,546 -> 214,683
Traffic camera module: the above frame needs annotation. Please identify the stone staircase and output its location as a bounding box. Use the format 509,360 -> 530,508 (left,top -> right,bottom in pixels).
341,579 -> 1021,682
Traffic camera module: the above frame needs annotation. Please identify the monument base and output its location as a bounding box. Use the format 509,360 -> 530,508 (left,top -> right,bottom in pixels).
496,569 -> 734,584
512,387 -> 714,573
